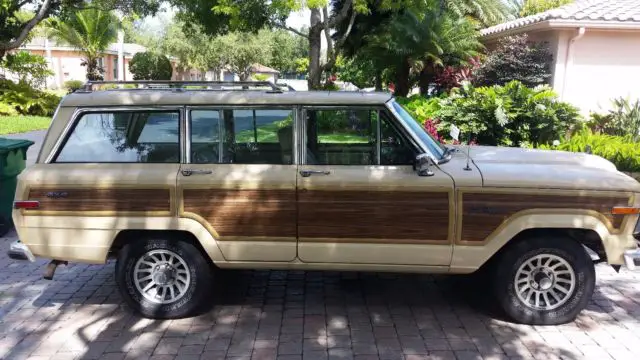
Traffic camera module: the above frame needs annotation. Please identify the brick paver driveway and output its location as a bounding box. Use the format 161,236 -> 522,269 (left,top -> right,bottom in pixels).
2,232 -> 640,360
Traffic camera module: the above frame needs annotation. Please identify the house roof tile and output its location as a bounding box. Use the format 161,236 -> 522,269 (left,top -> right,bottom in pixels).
250,63 -> 280,74
481,0 -> 640,36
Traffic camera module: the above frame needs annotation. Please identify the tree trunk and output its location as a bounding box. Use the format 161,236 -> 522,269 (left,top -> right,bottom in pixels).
394,58 -> 411,97
374,70 -> 382,91
307,9 -> 323,90
418,63 -> 435,96
85,57 -> 103,81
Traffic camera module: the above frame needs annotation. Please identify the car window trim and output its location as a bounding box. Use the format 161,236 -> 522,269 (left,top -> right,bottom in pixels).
385,99 -> 436,160
47,106 -> 184,164
300,105 -> 420,166
185,105 -> 298,165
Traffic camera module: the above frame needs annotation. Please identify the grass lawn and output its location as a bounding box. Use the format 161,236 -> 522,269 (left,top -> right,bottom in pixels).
236,123 -> 281,143
236,122 -> 370,144
0,116 -> 52,135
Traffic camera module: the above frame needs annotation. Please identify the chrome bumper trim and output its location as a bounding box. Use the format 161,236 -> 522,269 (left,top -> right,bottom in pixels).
8,241 -> 35,262
623,248 -> 640,271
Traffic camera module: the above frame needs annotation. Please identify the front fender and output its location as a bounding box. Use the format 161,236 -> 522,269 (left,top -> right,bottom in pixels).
450,211 -> 637,273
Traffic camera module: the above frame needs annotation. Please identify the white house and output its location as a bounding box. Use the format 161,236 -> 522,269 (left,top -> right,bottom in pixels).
10,38 -> 283,88
481,0 -> 640,114
13,37 -> 188,88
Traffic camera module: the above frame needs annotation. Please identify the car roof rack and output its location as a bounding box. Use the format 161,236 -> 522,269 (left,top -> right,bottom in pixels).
79,80 -> 283,93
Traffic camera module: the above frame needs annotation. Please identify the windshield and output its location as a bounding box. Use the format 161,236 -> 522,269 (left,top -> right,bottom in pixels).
390,100 -> 446,159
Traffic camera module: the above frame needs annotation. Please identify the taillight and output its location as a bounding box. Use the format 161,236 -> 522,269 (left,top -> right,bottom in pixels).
14,201 -> 40,209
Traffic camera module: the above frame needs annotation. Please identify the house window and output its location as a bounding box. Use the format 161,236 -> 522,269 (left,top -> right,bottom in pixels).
113,58 -> 118,79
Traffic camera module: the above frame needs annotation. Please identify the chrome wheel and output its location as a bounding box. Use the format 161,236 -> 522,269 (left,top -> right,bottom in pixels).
133,249 -> 191,304
514,254 -> 576,311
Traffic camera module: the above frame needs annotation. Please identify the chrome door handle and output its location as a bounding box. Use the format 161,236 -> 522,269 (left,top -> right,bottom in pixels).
181,169 -> 213,176
299,170 -> 330,177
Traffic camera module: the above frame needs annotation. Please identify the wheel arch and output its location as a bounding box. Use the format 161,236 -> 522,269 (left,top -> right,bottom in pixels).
451,212 -> 613,273
108,218 -> 226,264
479,228 -> 604,273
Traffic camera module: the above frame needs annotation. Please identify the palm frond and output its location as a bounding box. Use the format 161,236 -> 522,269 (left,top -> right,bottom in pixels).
45,9 -> 118,61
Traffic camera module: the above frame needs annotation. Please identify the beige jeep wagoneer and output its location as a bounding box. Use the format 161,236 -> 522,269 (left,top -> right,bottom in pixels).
8,81 -> 640,325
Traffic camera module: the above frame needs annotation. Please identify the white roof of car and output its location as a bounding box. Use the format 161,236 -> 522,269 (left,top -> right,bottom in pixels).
59,90 -> 394,107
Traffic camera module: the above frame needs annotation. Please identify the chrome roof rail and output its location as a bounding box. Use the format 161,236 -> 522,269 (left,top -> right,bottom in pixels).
79,80 -> 283,93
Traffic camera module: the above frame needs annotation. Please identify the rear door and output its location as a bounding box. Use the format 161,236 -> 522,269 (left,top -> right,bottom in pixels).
177,107 -> 298,262
15,108 -> 182,263
297,106 -> 454,266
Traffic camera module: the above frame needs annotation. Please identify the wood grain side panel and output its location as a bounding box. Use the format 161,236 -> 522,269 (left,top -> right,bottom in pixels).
182,189 -> 296,238
462,193 -> 629,242
27,188 -> 171,212
299,190 -> 450,241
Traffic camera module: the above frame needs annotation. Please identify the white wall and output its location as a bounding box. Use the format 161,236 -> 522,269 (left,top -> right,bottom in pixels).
58,56 -> 86,83
563,30 -> 640,114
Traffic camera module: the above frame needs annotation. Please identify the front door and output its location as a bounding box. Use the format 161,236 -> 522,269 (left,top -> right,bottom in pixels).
178,107 -> 298,262
297,107 -> 454,266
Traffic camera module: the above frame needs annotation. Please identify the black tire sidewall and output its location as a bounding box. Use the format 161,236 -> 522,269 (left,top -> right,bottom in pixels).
116,238 -> 210,319
496,238 -> 595,325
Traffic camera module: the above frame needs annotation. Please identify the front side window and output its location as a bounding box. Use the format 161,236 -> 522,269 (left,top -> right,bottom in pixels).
304,108 -> 416,165
190,108 -> 294,164
55,111 -> 180,163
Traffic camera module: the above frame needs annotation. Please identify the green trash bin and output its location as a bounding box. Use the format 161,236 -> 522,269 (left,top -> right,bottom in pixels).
0,138 -> 34,237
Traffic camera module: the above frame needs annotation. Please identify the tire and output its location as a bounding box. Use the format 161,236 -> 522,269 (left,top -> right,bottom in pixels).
493,236 -> 595,325
115,236 -> 213,319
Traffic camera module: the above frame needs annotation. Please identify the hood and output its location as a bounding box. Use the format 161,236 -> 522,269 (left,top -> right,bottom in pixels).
462,146 -> 640,192
470,146 -> 617,170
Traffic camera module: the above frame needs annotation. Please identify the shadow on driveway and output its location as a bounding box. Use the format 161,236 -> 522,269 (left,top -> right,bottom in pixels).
2,236 -> 639,360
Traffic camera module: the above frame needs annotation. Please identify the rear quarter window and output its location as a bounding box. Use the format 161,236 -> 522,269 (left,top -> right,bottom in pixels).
54,110 -> 180,163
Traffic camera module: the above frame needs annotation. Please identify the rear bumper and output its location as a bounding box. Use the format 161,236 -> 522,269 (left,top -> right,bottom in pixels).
624,247 -> 640,271
7,240 -> 35,262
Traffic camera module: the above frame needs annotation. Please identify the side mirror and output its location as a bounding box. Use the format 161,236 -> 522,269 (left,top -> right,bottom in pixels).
415,153 -> 436,177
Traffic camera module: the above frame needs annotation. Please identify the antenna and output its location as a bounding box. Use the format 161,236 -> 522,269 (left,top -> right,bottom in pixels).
463,133 -> 472,171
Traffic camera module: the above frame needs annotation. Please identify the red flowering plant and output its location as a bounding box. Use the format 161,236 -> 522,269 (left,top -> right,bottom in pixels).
423,118 -> 444,143
433,57 -> 481,94
423,118 -> 478,146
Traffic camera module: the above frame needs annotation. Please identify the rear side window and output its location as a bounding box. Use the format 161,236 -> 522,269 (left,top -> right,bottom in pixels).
55,111 -> 180,163
190,108 -> 294,165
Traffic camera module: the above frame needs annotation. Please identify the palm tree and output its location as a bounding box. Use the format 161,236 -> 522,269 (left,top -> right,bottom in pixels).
334,0 -> 505,95
415,12 -> 483,94
364,3 -> 482,96
45,9 -> 119,80
444,0 -> 516,26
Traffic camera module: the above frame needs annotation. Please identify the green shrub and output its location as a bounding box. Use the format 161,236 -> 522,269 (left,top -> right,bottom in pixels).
520,0 -> 574,17
587,97 -> 640,141
64,79 -> 85,92
473,34 -> 553,88
0,79 -> 61,117
252,74 -> 271,82
431,81 -> 580,147
538,130 -> 640,172
0,51 -> 53,88
129,52 -> 173,80
396,95 -> 441,123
